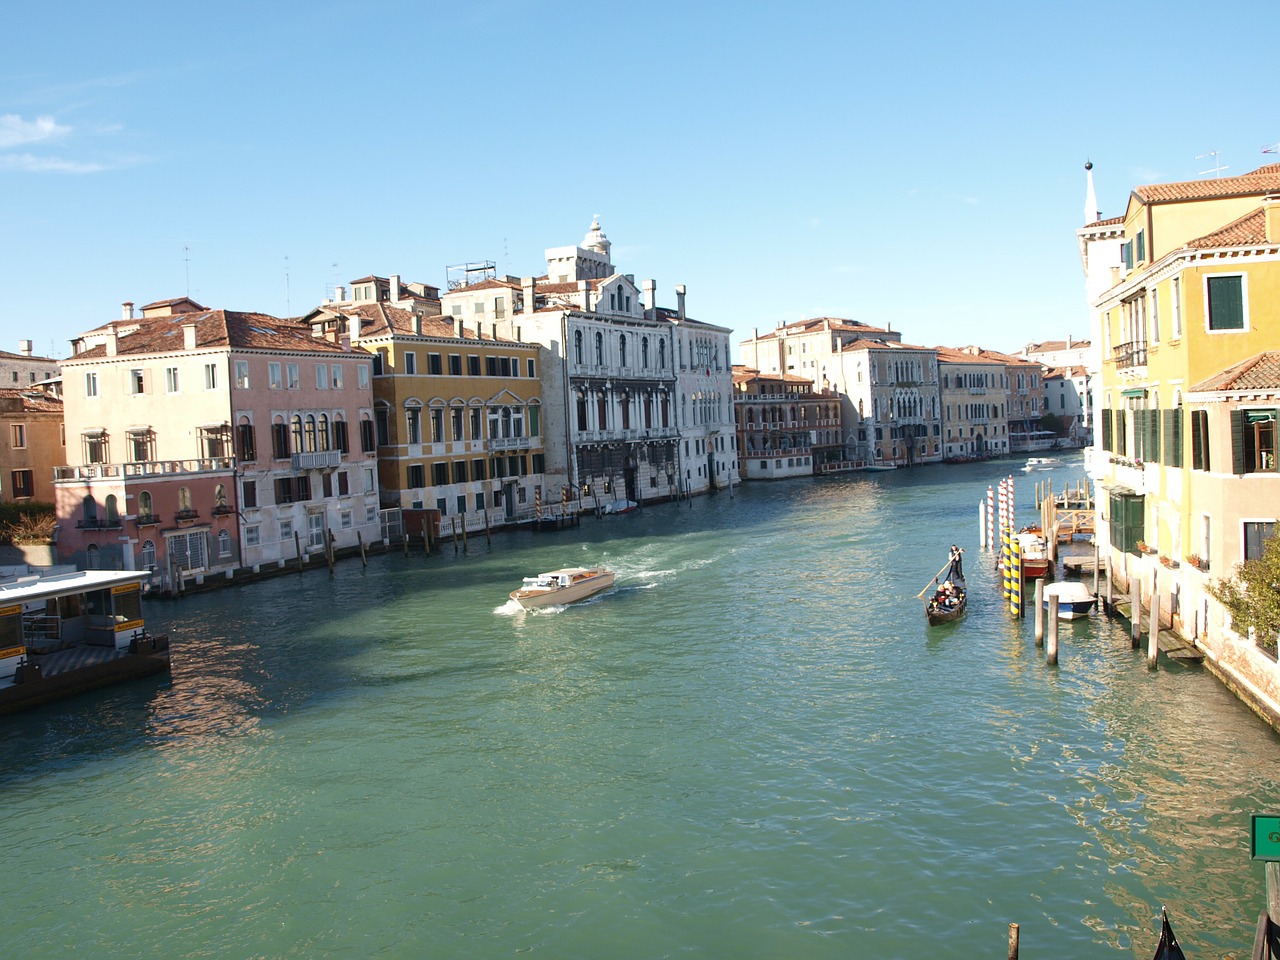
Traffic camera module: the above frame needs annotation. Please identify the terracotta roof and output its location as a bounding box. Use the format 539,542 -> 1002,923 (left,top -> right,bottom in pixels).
140,296 -> 206,312
67,310 -> 357,360
1023,339 -> 1091,353
749,317 -> 890,341
0,387 -> 62,413
1186,207 -> 1272,248
1190,351 -> 1280,392
1134,163 -> 1280,203
445,278 -> 521,293
315,303 -> 507,342
536,282 -> 580,295
0,348 -> 59,363
841,338 -> 933,353
1084,216 -> 1125,228
934,345 -> 1005,364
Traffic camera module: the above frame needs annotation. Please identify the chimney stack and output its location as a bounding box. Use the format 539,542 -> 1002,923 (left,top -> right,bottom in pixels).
336,285 -> 347,302
122,301 -> 133,321
348,314 -> 360,344
521,277 -> 535,315
675,284 -> 686,320
105,322 -> 119,357
389,275 -> 401,303
455,318 -> 464,338
411,314 -> 422,336
182,322 -> 198,351
18,339 -> 32,357
643,278 -> 657,313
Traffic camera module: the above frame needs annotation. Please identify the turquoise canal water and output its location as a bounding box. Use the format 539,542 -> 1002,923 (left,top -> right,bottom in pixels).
4,454 -> 1279,958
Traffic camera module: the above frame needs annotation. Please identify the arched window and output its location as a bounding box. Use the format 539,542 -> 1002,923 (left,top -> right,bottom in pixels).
642,337 -> 650,368
318,414 -> 330,451
83,495 -> 97,525
501,407 -> 513,438
595,331 -> 604,366
405,400 -> 422,445
214,483 -> 228,509
178,486 -> 192,511
305,415 -> 318,452
291,415 -> 304,454
138,491 -> 153,518
217,529 -> 232,558
85,543 -> 100,569
140,539 -> 156,570
659,340 -> 667,369
619,334 -> 628,368
574,330 -> 583,365
105,494 -> 119,524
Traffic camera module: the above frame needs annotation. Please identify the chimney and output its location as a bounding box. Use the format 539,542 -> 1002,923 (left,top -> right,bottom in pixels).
515,325 -> 522,342
121,301 -> 133,321
348,314 -> 360,344
411,314 -> 422,336
675,284 -> 686,320
18,339 -> 32,357
389,275 -> 401,302
521,277 -> 535,315
455,318 -> 464,338
492,323 -> 498,342
1266,197 -> 1280,244
336,285 -> 347,302
182,322 -> 198,350
1066,334 -> 1073,350
643,278 -> 657,312
105,322 -> 119,357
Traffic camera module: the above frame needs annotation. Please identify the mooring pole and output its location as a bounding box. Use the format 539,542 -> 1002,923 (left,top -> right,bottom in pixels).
1034,579 -> 1045,646
1047,596 -> 1059,665
1131,579 -> 1141,649
1092,540 -> 1100,603
357,529 -> 367,567
1148,574 -> 1160,669
1008,922 -> 1020,960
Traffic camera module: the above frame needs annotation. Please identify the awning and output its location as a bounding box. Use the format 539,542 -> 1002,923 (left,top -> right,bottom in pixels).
80,427 -> 106,437
125,425 -> 152,435
198,421 -> 230,431
1121,387 -> 1147,398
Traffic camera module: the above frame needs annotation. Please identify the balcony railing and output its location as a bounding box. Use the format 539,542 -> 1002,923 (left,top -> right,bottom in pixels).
293,449 -> 341,470
135,513 -> 161,526
174,508 -> 200,522
490,436 -> 533,451
1113,341 -> 1147,369
55,458 -> 235,481
76,518 -> 123,530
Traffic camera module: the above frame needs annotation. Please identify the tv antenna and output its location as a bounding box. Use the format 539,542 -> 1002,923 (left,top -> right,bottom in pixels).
284,255 -> 291,317
183,244 -> 191,296
1196,150 -> 1229,177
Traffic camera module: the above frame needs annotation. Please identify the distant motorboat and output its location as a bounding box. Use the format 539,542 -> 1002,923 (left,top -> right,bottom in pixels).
1022,457 -> 1061,471
1043,581 -> 1096,619
509,567 -> 615,610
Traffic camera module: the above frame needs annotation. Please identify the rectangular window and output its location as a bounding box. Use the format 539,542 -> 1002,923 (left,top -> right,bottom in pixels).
340,509 -> 352,529
468,355 -> 480,376
432,462 -> 449,485
337,471 -> 349,496
404,352 -> 417,375
408,464 -> 425,488
449,354 -> 462,376
85,371 -> 99,397
245,524 -> 260,547
494,296 -> 505,318
1149,288 -> 1159,344
235,360 -> 250,388
485,356 -> 498,377
1135,229 -> 1145,263
1172,277 -> 1182,338
358,365 -> 370,388
83,432 -> 107,464
268,362 -> 282,389
1207,275 -> 1246,331
1161,408 -> 1183,468
527,358 -> 536,378
360,419 -> 375,453
280,519 -> 293,541
331,364 -> 343,389
316,364 -> 329,390
1109,492 -> 1145,555
472,458 -> 486,481
1231,409 -> 1278,474
130,368 -> 146,394
1190,409 -> 1210,471
242,479 -> 258,509
406,407 -> 422,445
10,424 -> 26,449
428,354 -> 442,375
272,423 -> 290,459
452,461 -> 467,483
204,363 -> 218,390
1244,521 -> 1277,562
334,420 -> 349,454
451,409 -> 463,441
286,363 -> 300,389
237,423 -> 257,461
1120,240 -> 1133,270
10,469 -> 33,499
456,494 -> 467,516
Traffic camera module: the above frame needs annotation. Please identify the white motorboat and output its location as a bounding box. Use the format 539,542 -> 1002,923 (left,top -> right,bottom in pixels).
509,567 -> 615,610
1022,457 -> 1061,471
1043,581 -> 1096,619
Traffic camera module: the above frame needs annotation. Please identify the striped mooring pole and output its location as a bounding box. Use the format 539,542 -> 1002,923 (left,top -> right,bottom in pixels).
1010,538 -> 1023,616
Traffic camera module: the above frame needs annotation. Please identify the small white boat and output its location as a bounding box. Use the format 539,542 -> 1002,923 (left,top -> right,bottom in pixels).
1043,581 -> 1096,619
509,567 -> 615,610
1022,457 -> 1061,471
600,499 -> 637,514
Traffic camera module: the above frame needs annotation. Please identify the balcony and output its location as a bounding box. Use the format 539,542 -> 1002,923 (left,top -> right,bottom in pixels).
174,508 -> 200,523
1113,341 -> 1147,370
293,449 -> 341,470
54,458 -> 235,481
490,436 -> 533,451
75,518 -> 123,530
135,513 -> 161,526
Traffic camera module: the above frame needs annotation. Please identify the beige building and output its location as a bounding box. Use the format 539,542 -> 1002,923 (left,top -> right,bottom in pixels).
0,387 -> 64,503
935,346 -> 1009,460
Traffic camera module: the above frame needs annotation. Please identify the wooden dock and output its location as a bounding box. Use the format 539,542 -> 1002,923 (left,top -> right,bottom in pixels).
1108,600 -> 1204,660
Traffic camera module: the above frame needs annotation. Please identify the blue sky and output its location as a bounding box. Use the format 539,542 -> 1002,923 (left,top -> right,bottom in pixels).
2,0 -> 1276,363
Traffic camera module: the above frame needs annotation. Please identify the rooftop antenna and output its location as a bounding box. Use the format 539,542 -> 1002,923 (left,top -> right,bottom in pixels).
284,255 -> 291,317
1196,149 -> 1229,178
183,244 -> 191,296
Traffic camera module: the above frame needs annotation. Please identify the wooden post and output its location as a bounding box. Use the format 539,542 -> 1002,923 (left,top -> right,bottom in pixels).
424,517 -> 432,556
1047,595 -> 1059,665
979,498 -> 986,549
460,513 -> 468,553
451,516 -> 459,554
1008,922 -> 1020,960
1092,541 -> 1100,602
483,504 -> 491,544
1130,578 -> 1141,649
294,531 -> 304,572
1105,556 -> 1113,611
1148,575 -> 1160,669
357,529 -> 367,567
326,529 -> 335,573
1034,579 -> 1045,645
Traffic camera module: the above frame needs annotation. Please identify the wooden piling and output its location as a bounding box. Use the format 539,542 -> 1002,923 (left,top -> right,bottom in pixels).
451,516 -> 459,554
357,529 -> 367,567
460,514 -> 467,553
1034,579 -> 1045,645
1008,922 -> 1020,960
294,531 -> 304,572
1047,596 -> 1059,665
425,517 -> 432,556
1130,579 -> 1141,648
1091,541 -> 1100,602
1148,577 -> 1160,669
483,504 -> 491,545
326,529 -> 335,573
1105,556 -> 1113,610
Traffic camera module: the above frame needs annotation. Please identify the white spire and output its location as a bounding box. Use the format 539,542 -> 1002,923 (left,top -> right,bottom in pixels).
1084,160 -> 1100,225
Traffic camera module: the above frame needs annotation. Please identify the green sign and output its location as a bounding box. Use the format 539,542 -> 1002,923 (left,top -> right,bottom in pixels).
1251,815 -> 1280,861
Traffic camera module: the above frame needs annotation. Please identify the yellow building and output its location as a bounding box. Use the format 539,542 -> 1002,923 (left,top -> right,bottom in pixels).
308,304 -> 546,533
1088,163 -> 1280,722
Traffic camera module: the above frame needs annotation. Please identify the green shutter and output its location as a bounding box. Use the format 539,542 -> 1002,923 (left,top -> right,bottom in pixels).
1191,410 -> 1204,470
1231,408 -> 1247,474
1102,408 -> 1114,452
1161,410 -> 1173,466
1202,410 -> 1212,472
1171,408 -> 1183,468
1207,276 -> 1245,331
1148,409 -> 1160,463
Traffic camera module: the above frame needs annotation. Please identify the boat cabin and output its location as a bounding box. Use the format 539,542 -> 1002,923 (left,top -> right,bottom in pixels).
0,570 -> 151,687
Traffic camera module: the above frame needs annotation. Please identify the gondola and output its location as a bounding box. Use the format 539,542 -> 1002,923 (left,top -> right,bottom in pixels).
1151,907 -> 1186,960
925,548 -> 967,626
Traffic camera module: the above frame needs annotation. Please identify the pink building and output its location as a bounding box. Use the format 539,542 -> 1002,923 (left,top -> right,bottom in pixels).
57,301 -> 378,588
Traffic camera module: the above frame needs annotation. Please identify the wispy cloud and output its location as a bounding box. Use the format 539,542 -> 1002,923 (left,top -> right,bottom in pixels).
0,113 -> 69,148
0,152 -> 105,174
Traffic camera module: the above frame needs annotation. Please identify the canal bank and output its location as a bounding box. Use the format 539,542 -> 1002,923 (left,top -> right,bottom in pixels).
3,457 -> 1278,959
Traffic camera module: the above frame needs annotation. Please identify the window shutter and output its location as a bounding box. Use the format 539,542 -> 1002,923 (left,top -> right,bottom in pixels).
1148,409 -> 1160,463
1102,408 -> 1113,452
1231,409 -> 1247,474
1171,408 -> 1183,468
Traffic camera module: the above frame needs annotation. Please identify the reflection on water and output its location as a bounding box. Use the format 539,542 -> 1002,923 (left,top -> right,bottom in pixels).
2,455 -> 1278,959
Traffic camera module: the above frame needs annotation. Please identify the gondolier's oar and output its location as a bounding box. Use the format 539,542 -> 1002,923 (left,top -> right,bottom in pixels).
916,560 -> 953,598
